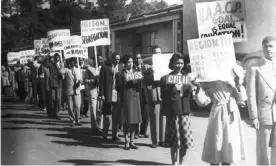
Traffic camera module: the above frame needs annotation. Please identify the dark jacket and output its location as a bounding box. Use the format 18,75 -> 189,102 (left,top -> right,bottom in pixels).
160,72 -> 193,118
46,63 -> 63,88
99,61 -> 124,103
134,64 -> 149,104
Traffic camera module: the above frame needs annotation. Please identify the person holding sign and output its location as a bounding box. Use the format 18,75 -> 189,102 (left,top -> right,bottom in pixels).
116,54 -> 142,150
191,65 -> 247,165
160,53 -> 194,165
246,36 -> 276,165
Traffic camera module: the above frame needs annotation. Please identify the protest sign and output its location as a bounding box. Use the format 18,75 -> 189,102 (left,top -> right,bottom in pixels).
125,72 -> 143,82
166,75 -> 188,84
187,34 -> 236,82
41,38 -> 51,56
81,19 -> 110,47
196,0 -> 247,42
64,35 -> 85,59
34,40 -> 42,55
19,50 -> 35,64
152,53 -> 173,81
7,52 -> 20,65
47,29 -> 70,51
83,47 -> 88,59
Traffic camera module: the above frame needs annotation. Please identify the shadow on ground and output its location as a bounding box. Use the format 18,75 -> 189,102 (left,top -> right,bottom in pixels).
58,159 -> 169,165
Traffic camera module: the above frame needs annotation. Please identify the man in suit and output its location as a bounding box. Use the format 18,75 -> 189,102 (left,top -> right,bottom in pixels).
246,36 -> 276,165
148,46 -> 166,148
99,52 -> 123,141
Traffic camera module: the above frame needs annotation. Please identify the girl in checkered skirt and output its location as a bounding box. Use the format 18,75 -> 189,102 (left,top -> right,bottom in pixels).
160,53 -> 193,165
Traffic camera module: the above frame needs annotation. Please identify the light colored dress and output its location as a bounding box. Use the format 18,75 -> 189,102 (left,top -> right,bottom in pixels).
194,81 -> 246,164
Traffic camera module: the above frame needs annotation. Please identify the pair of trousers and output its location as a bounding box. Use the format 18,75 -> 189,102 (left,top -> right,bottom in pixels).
256,125 -> 275,165
149,101 -> 166,144
88,88 -> 102,129
18,81 -> 26,101
102,102 -> 120,138
49,87 -> 61,118
80,89 -> 89,116
66,94 -> 81,123
38,80 -> 46,108
32,81 -> 38,107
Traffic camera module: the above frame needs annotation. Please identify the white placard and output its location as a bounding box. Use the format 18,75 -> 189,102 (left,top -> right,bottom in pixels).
81,19 -> 110,47
47,29 -> 70,51
64,35 -> 85,59
34,40 -> 42,55
7,52 -> 20,65
41,38 -> 50,56
152,53 -> 173,81
196,0 -> 247,42
187,34 -> 236,82
83,47 -> 88,59
19,50 -> 35,64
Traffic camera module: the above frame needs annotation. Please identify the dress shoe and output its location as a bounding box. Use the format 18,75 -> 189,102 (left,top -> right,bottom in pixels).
112,137 -> 121,142
102,136 -> 108,141
134,135 -> 139,139
124,142 -> 130,150
158,142 -> 165,147
75,122 -> 83,126
144,134 -> 149,138
150,143 -> 158,148
55,116 -> 61,120
130,142 -> 138,149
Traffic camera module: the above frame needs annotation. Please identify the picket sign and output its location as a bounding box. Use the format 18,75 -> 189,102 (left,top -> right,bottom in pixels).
19,50 -> 35,64
7,52 -> 20,65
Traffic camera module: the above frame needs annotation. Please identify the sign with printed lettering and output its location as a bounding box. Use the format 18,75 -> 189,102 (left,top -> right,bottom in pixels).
41,38 -> 51,56
19,50 -> 35,64
125,72 -> 143,81
47,29 -> 71,51
81,19 -> 110,47
166,75 -> 189,84
187,34 -> 236,82
34,40 -> 42,55
196,0 -> 247,42
7,52 -> 20,65
64,35 -> 85,59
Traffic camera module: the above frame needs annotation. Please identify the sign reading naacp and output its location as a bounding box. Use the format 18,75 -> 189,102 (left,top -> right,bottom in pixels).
196,0 -> 247,42
187,34 -> 236,82
81,19 -> 110,47
41,38 -> 51,56
125,72 -> 143,82
34,40 -> 42,55
64,35 -> 85,59
47,29 -> 70,51
152,53 -> 173,81
19,50 -> 35,64
7,52 -> 20,65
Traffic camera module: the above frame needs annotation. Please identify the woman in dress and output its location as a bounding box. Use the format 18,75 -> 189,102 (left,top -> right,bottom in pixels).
191,65 -> 247,165
2,66 -> 10,95
117,54 -> 142,150
160,53 -> 193,165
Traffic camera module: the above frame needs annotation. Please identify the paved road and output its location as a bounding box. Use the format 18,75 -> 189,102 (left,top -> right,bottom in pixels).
1,98 -> 257,165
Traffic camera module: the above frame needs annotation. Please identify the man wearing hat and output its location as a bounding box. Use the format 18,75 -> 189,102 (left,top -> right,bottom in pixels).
246,36 -> 276,165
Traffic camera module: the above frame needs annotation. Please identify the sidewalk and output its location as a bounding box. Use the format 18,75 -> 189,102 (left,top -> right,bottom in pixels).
1,99 -> 256,165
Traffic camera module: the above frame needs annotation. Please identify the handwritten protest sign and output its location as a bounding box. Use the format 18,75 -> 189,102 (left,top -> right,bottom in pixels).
187,34 -> 236,82
125,72 -> 143,82
34,40 -> 42,55
19,50 -> 35,64
196,0 -> 247,42
152,53 -> 173,81
41,38 -> 50,56
81,19 -> 110,47
166,75 -> 189,84
7,52 -> 20,65
47,29 -> 70,51
64,35 -> 85,59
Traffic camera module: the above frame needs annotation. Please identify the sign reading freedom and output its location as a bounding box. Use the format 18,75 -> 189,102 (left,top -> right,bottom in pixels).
187,34 -> 236,82
81,19 -> 110,47
125,72 -> 143,81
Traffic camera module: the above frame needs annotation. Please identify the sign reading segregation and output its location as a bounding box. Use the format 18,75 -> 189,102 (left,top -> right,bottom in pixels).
81,19 -> 110,47
196,0 -> 247,42
187,34 -> 236,82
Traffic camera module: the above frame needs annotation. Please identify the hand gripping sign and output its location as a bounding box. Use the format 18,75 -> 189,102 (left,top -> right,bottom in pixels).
81,19 -> 110,47
47,29 -> 70,51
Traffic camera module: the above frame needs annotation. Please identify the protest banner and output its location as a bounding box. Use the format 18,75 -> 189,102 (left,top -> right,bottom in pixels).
7,52 -> 20,65
64,35 -> 85,59
47,29 -> 70,51
125,72 -> 143,82
34,40 -> 42,55
19,50 -> 35,64
187,34 -> 236,82
81,19 -> 110,47
152,53 -> 173,81
41,38 -> 51,56
196,0 -> 247,42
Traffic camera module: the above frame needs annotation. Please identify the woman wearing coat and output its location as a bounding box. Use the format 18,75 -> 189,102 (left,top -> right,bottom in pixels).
160,53 -> 193,165
117,54 -> 142,150
191,65 -> 247,165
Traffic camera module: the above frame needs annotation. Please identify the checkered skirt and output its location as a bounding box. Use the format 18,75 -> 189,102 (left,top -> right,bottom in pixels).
165,115 -> 193,149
